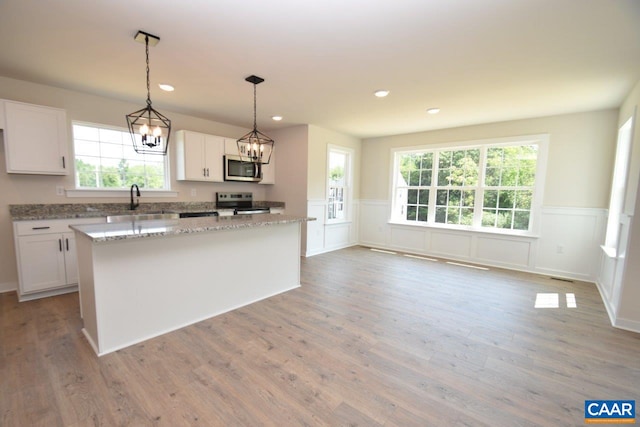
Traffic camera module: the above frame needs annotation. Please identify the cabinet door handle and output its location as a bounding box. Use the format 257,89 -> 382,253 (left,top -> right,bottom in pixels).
66,238 -> 69,251
32,226 -> 51,230
203,167 -> 206,177
62,156 -> 66,169
58,239 -> 62,252
206,168 -> 210,177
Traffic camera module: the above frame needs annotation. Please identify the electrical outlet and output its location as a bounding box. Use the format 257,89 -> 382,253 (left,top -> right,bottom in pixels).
56,185 -> 65,196
190,188 -> 197,197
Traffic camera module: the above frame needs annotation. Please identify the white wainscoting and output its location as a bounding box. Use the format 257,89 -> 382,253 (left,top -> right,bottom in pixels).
305,199 -> 359,257
596,213 -> 637,332
358,200 -> 607,282
534,207 -> 607,281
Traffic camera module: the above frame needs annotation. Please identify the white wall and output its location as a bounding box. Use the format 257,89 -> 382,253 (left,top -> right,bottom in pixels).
362,110 -> 617,207
305,125 -> 361,256
598,79 -> 640,332
265,125 -> 310,253
359,110 -> 618,283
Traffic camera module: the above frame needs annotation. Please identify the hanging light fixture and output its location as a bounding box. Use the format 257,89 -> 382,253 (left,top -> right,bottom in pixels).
237,75 -> 274,165
126,30 -> 171,155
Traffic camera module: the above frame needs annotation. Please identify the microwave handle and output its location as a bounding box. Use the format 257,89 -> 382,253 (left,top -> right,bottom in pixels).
254,162 -> 261,178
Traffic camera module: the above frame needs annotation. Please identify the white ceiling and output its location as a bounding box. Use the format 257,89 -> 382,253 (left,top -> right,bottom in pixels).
0,0 -> 639,139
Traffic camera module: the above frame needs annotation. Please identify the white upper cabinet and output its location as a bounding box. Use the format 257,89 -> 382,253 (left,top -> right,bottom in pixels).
175,130 -> 224,182
224,138 -> 239,155
2,100 -> 69,175
260,152 -> 275,185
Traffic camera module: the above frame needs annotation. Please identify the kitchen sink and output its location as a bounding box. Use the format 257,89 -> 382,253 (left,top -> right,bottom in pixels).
106,212 -> 180,223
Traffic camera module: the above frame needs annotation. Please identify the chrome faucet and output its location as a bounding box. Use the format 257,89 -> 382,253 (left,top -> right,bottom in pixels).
130,184 -> 140,210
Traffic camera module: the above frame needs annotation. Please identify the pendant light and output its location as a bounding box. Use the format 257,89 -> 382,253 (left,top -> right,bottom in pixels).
126,30 -> 171,155
237,75 -> 274,165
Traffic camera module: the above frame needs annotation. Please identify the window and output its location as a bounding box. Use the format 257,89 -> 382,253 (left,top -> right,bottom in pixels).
73,123 -> 169,190
435,148 -> 479,226
392,136 -> 546,234
482,145 -> 537,230
327,146 -> 353,222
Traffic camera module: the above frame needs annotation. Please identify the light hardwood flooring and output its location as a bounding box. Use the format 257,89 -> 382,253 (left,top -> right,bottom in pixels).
1,246 -> 639,426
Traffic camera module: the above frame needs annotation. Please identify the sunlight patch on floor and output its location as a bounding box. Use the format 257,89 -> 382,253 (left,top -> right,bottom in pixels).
535,293 -> 559,308
535,293 -> 578,308
403,254 -> 438,262
446,261 -> 489,270
370,248 -> 397,255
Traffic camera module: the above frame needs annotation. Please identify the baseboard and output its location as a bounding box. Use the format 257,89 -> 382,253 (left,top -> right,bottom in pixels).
0,281 -> 17,294
360,243 -> 599,286
306,242 -> 357,257
614,317 -> 640,334
594,279 -> 618,329
594,279 -> 640,334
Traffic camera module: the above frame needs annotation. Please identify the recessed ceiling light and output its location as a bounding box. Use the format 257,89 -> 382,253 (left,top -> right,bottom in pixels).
427,108 -> 440,114
158,83 -> 174,92
271,115 -> 283,121
374,90 -> 390,98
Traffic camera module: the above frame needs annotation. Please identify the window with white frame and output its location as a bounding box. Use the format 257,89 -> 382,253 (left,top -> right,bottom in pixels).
392,136 -> 546,234
327,146 -> 353,222
72,122 -> 169,190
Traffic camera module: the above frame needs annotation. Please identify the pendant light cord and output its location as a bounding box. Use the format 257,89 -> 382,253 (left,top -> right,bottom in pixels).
252,84 -> 258,131
145,35 -> 151,107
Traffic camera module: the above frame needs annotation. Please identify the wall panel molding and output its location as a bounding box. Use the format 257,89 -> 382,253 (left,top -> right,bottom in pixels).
306,199 -> 359,257
358,200 -> 607,281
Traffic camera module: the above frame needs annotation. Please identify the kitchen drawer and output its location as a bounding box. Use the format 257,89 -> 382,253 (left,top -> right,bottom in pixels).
15,217 -> 105,236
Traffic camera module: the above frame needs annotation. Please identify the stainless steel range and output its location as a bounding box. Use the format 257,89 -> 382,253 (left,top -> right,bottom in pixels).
215,192 -> 270,215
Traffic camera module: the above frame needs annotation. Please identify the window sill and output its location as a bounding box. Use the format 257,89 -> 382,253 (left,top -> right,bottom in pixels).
601,245 -> 617,259
65,189 -> 179,198
388,219 -> 539,238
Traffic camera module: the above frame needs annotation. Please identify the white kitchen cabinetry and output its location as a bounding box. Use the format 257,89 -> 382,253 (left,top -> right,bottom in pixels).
13,217 -> 103,301
1,99 -> 69,175
224,137 -> 276,184
176,130 -> 224,182
224,138 -> 239,155
260,154 -> 275,184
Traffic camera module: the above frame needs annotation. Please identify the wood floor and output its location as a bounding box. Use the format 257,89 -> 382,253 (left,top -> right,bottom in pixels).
1,246 -> 639,426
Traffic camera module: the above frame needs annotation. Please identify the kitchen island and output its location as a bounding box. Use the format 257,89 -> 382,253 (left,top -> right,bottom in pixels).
70,214 -> 312,356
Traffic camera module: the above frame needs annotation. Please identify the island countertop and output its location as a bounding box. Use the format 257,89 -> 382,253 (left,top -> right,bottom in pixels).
69,214 -> 314,243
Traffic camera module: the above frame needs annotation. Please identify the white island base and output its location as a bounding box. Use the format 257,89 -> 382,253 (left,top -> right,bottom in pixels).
74,219 -> 302,356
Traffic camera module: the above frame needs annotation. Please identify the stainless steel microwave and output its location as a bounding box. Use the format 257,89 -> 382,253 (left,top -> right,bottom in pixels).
224,155 -> 262,182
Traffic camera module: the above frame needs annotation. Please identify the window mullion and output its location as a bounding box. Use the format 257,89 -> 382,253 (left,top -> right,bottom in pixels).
428,151 -> 439,223
473,146 -> 487,228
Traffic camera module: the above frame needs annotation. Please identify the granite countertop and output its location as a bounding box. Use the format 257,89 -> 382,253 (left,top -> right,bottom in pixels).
9,201 -> 285,221
70,214 -> 314,243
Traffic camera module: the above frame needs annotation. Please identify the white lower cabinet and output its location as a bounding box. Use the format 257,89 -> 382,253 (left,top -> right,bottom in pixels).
14,218 -> 103,300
